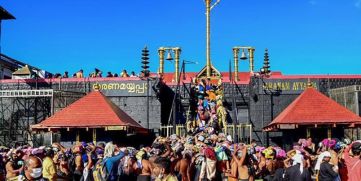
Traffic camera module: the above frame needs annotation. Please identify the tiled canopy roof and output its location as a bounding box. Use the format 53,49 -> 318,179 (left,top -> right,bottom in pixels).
12,65 -> 32,75
32,91 -> 145,131
264,87 -> 361,131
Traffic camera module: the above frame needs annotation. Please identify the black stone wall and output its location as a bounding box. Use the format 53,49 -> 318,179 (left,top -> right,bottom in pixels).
0,78 -> 161,146
2,76 -> 361,147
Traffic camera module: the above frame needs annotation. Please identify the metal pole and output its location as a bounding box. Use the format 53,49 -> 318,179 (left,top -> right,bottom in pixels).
205,0 -> 211,78
51,95 -> 54,115
267,93 -> 272,147
232,81 -> 238,142
147,78 -> 150,129
170,60 -> 185,133
0,20 -> 2,55
229,60 -> 232,82
173,101 -> 176,133
261,78 -> 265,145
50,131 -> 53,144
183,61 -> 186,80
171,82 -> 178,134
0,20 -> 2,79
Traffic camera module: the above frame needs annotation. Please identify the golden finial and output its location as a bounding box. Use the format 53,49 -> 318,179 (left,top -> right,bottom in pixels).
307,78 -> 313,88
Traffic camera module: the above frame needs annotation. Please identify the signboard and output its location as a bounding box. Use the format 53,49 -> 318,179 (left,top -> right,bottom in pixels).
106,126 -> 127,131
279,124 -> 296,129
259,79 -> 319,94
90,80 -> 151,97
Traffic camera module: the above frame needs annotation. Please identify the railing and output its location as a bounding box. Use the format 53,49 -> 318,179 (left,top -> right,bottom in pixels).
0,89 -> 54,98
160,123 -> 253,144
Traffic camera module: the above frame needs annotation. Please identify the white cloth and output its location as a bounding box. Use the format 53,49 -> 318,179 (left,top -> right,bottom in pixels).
314,151 -> 331,171
200,158 -> 216,180
292,152 -> 304,174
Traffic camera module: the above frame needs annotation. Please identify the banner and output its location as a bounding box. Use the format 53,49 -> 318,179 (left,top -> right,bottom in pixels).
90,80 -> 151,97
259,79 -> 319,94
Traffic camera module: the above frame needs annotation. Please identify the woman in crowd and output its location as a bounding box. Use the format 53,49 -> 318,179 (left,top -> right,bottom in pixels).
0,136 -> 360,181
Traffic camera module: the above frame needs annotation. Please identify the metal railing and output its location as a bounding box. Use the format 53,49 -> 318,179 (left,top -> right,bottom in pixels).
0,89 -> 54,98
160,123 -> 252,144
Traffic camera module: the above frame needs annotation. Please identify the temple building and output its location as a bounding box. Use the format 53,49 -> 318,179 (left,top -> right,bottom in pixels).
0,5 -> 360,147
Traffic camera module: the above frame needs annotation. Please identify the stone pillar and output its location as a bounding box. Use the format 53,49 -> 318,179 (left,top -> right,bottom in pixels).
158,48 -> 165,74
174,48 -> 181,83
249,48 -> 255,73
233,48 -> 239,81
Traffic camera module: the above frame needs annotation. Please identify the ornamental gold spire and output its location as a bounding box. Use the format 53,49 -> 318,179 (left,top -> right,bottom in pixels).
307,78 -> 313,88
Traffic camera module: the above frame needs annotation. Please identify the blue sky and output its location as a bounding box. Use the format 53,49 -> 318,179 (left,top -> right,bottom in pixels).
1,0 -> 361,75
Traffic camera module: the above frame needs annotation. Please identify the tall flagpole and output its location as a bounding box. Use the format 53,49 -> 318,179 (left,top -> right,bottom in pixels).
205,0 -> 220,78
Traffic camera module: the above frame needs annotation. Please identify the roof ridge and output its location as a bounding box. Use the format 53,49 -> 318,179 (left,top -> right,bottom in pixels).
32,91 -> 143,129
266,87 -> 361,129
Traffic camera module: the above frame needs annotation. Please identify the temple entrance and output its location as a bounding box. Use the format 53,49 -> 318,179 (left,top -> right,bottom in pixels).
308,128 -> 328,144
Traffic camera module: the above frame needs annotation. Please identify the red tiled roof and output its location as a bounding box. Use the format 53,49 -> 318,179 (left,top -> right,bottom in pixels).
32,91 -> 145,130
264,87 -> 361,131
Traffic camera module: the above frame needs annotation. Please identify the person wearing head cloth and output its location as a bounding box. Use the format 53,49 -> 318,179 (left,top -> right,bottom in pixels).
342,141 -> 361,181
284,152 -> 312,181
318,151 -> 338,181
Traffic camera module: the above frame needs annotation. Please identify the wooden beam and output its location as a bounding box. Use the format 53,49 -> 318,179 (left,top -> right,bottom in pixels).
93,129 -> 97,145
76,130 -> 80,144
327,127 -> 332,139
306,128 -> 310,138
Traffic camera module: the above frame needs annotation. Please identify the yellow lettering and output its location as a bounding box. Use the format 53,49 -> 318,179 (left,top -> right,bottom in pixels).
283,82 -> 290,90
301,82 -> 307,90
101,84 -> 107,90
273,82 -> 277,90
277,82 -> 282,90
262,84 -> 267,90
292,82 -> 298,90
114,83 -> 120,89
120,83 -> 126,90
127,83 -> 136,93
136,83 -> 145,94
